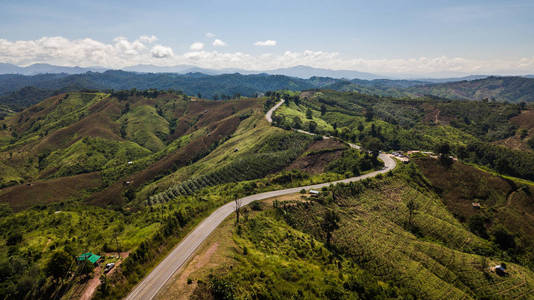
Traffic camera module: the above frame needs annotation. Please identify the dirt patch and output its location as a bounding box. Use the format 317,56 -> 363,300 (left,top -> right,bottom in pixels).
286,139 -> 347,174
80,266 -> 102,300
163,242 -> 220,300
511,110 -> 534,130
155,216 -> 238,300
0,172 -> 102,211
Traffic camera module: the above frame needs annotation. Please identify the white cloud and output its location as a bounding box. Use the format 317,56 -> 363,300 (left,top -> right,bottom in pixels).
0,36 -> 533,76
212,39 -> 227,47
151,45 -> 174,58
139,35 -> 158,43
205,32 -> 216,38
189,42 -> 204,51
254,40 -> 277,47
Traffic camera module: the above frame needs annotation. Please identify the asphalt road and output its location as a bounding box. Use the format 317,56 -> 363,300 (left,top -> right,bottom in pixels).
264,98 -> 285,123
125,99 -> 396,300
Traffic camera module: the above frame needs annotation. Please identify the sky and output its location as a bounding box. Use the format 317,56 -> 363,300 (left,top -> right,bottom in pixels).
1,0 -> 534,76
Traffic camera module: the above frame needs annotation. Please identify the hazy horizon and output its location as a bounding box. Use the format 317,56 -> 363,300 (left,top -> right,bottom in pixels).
1,0 -> 534,77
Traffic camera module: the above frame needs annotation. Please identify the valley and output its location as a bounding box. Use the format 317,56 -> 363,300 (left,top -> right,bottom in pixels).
1,88 -> 534,300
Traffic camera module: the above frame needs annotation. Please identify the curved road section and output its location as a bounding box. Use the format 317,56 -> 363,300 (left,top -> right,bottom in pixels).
126,99 -> 396,300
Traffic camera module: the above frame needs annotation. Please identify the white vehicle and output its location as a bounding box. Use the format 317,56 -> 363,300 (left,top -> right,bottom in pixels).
104,263 -> 115,273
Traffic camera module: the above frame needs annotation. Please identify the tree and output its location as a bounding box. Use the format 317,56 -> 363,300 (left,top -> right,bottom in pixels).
519,129 -> 528,140
321,210 -> 340,246
362,137 -> 382,159
293,116 -> 302,129
6,231 -> 22,246
493,226 -> 516,250
435,143 -> 453,166
308,121 -> 317,133
234,197 -> 243,225
406,200 -> 418,229
306,108 -> 313,119
365,109 -> 374,122
468,215 -> 488,238
46,251 -> 72,280
320,104 -> 327,116
113,223 -> 125,258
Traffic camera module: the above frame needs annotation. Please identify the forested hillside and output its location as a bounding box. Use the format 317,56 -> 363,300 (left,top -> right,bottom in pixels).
406,76 -> 534,103
1,72 -> 533,112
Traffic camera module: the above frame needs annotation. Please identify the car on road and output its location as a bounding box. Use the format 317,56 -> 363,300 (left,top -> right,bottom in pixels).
104,263 -> 115,273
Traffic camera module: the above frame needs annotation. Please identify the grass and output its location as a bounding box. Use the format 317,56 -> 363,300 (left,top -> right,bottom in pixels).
276,101 -> 334,132
465,161 -> 534,187
121,104 -> 169,152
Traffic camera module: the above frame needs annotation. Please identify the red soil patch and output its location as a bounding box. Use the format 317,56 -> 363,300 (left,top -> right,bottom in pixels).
510,110 -> 534,130
35,100 -> 122,153
286,139 -> 347,174
0,172 -> 102,211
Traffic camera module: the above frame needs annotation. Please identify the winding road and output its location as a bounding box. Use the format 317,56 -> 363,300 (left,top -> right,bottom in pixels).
125,99 -> 396,300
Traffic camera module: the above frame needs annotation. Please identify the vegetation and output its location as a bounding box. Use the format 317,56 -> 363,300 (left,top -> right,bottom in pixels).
193,160 -> 534,299
2,85 -> 534,299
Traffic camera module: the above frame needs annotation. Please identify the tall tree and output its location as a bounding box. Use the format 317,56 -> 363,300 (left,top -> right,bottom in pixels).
234,197 -> 243,225
46,251 -> 72,280
306,108 -> 313,119
321,210 -> 340,246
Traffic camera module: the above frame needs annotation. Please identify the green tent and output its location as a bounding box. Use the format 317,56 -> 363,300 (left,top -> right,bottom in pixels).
88,254 -> 101,264
78,252 -> 101,264
77,252 -> 93,261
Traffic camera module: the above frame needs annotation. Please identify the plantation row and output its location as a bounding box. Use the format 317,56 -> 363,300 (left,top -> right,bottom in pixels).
148,133 -> 312,205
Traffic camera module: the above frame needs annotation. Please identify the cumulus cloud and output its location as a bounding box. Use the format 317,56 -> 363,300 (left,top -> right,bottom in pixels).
139,35 -> 158,43
151,45 -> 174,58
205,32 -> 216,38
0,36 -> 533,76
189,42 -> 204,50
212,39 -> 227,47
254,40 -> 277,46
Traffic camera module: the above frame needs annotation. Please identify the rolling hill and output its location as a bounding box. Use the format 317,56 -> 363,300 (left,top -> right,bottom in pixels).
407,76 -> 534,102
1,72 -> 534,113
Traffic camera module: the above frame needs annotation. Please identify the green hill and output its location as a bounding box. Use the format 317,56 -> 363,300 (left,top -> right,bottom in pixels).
406,76 -> 534,103
180,159 -> 534,299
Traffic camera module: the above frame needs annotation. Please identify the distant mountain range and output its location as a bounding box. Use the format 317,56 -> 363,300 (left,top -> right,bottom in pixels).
0,63 -> 106,75
5,62 -> 525,82
0,69 -> 533,110
0,63 -> 384,79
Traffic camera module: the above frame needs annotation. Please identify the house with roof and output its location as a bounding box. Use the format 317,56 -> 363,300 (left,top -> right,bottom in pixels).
490,263 -> 508,276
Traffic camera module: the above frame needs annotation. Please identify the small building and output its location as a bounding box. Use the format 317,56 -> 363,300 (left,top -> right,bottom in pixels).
127,161 -> 133,165
491,263 -> 507,276
472,202 -> 481,208
309,189 -> 320,197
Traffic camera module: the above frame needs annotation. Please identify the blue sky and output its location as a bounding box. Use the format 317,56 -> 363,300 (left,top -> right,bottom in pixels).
1,0 -> 533,76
